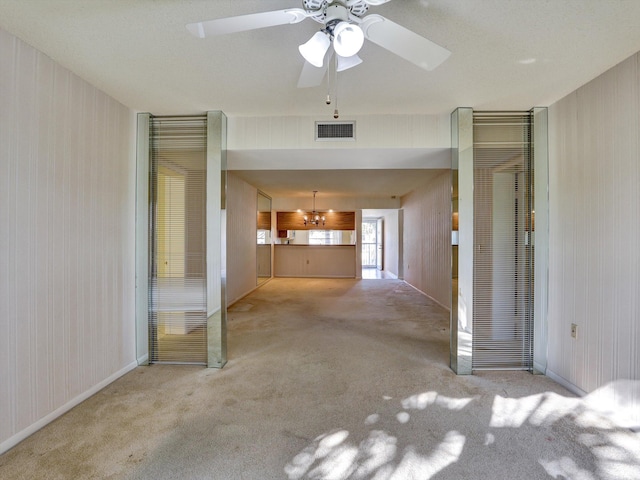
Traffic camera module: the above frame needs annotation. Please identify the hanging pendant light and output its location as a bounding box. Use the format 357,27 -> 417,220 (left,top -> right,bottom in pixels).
303,191 -> 326,226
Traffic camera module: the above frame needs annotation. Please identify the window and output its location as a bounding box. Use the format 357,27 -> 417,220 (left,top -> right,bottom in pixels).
309,230 -> 341,245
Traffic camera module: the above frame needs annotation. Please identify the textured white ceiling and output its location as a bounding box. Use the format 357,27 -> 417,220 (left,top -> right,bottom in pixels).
2,0 -> 640,117
2,0 -> 640,197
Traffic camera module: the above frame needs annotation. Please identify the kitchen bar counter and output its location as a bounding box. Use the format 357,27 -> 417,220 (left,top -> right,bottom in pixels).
276,243 -> 354,246
274,244 -> 356,278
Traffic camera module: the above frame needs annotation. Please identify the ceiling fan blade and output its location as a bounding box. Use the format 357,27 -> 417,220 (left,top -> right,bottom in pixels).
186,8 -> 311,38
336,54 -> 363,72
297,61 -> 328,88
359,14 -> 451,71
297,48 -> 335,88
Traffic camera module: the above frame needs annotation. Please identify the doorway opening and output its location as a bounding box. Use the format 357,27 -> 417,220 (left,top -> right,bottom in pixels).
362,213 -> 398,279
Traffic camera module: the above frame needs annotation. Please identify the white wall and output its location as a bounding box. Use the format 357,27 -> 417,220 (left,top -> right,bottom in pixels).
226,172 -> 258,305
0,28 -> 136,453
228,114 -> 450,150
382,211 -> 400,277
401,171 -> 451,309
547,52 -> 640,402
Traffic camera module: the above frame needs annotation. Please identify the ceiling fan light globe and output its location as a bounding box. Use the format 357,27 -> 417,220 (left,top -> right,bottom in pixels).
298,31 -> 331,68
333,22 -> 364,57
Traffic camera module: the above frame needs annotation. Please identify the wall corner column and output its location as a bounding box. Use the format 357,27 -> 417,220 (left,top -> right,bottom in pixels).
135,113 -> 150,365
355,210 -> 363,279
207,111 -> 228,368
397,209 -> 404,280
532,107 -> 549,375
450,107 -> 473,375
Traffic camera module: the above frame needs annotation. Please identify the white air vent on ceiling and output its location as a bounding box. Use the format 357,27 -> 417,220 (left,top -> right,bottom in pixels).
315,121 -> 356,141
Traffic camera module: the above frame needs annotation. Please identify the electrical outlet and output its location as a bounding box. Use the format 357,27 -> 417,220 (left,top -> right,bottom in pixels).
571,323 -> 577,339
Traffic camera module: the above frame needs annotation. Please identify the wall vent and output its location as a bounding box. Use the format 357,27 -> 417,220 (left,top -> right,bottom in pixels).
315,121 -> 356,141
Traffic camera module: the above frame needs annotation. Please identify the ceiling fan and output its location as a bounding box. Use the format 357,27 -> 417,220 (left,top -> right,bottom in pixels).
186,0 -> 451,88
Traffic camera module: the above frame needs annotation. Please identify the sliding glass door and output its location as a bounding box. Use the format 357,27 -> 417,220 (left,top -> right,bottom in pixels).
362,220 -> 377,267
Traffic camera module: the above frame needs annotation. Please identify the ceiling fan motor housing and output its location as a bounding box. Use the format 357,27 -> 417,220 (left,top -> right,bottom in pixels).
304,0 -> 369,25
325,4 -> 350,25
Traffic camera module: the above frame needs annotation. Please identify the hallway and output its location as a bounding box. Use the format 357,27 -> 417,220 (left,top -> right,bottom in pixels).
1,278 -> 638,479
361,267 -> 397,279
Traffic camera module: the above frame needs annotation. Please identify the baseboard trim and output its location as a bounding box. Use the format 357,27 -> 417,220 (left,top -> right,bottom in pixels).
404,281 -> 451,312
228,278 -> 272,308
533,361 -> 547,375
545,369 -> 587,397
137,353 -> 149,366
0,360 -> 139,455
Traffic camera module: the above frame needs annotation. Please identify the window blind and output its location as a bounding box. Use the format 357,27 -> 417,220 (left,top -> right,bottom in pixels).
472,112 -> 534,370
149,116 -> 208,364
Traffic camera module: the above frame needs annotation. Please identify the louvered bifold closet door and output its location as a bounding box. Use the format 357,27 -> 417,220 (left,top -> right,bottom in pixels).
472,113 -> 534,370
149,116 -> 207,364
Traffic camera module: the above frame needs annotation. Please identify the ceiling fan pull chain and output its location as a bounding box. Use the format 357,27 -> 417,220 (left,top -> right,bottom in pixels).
326,51 -> 332,105
333,53 -> 339,118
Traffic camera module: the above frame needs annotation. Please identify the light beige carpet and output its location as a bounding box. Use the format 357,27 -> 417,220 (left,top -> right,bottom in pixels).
1,278 -> 638,479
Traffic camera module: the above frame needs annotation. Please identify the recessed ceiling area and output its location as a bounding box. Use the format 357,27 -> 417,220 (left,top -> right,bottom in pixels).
227,147 -> 451,171
227,147 -> 451,198
231,169 -> 447,198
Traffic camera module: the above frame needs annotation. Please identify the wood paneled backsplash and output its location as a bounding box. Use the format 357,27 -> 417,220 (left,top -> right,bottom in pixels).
257,211 -> 271,230
277,211 -> 355,230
